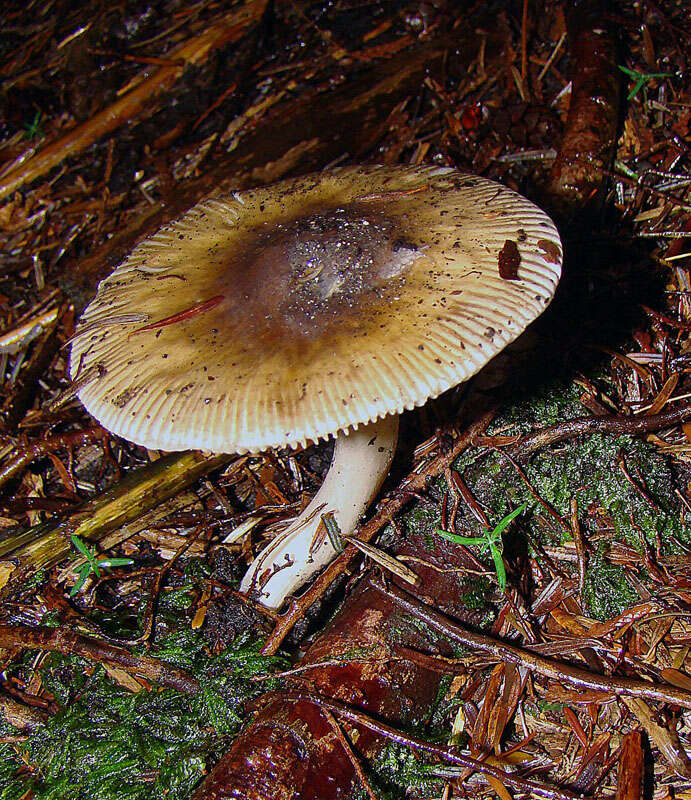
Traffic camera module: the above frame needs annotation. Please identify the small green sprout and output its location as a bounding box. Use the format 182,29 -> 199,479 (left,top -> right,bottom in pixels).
69,534 -> 133,597
435,502 -> 529,593
618,65 -> 673,100
23,110 -> 44,141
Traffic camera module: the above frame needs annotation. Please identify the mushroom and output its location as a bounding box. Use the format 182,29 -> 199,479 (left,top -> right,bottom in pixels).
69,165 -> 562,610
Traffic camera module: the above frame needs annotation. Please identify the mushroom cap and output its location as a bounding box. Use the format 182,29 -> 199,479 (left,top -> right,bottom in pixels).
70,165 -> 562,453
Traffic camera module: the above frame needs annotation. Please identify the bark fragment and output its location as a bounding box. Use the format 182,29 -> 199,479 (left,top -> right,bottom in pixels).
547,0 -> 621,214
193,524 -> 487,800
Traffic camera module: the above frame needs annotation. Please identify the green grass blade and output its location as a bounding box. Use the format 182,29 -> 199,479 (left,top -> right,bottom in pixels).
488,502 -> 528,539
435,529 -> 488,546
489,542 -> 506,593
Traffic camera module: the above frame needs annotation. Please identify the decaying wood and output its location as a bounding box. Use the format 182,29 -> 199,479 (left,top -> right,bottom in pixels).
547,0 -> 621,213
194,575 -> 570,800
252,691 -> 584,800
0,1 -> 269,203
0,451 -> 231,584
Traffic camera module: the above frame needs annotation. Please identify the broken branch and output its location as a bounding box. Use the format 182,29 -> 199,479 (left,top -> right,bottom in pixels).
0,451 -> 231,582
377,582 -> 691,709
0,624 -> 199,693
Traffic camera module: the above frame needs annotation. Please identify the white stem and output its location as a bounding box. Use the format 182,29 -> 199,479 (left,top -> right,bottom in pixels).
239,415 -> 399,610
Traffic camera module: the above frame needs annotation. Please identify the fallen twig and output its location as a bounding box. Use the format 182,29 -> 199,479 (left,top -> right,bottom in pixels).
0,424 -> 108,491
0,624 -> 199,693
377,582 -> 691,709
321,707 -> 380,800
1,312 -> 64,432
0,451 -> 231,583
505,403 -> 691,461
615,730 -> 644,800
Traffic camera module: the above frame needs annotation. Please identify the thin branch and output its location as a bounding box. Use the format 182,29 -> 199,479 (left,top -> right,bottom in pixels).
547,0 -> 620,212
321,708 -> 380,800
0,625 -> 199,693
0,451 -> 231,580
376,582 -> 691,709
0,425 -> 108,491
506,403 -> 691,461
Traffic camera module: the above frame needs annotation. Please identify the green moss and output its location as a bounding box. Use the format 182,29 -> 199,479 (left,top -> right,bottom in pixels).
160,587 -> 195,611
0,632 -> 285,800
357,741 -> 443,800
21,569 -> 47,593
525,432 -> 686,550
445,379 -> 688,620
500,381 -> 587,430
458,577 -> 492,611
402,502 -> 443,550
583,547 -> 639,621
39,610 -> 61,628
386,607 -> 439,646
533,700 -> 564,714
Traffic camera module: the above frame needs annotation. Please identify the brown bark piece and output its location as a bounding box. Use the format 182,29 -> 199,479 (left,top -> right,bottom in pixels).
622,697 -> 691,779
615,730 -> 644,800
193,520 -> 488,800
547,0 -> 620,214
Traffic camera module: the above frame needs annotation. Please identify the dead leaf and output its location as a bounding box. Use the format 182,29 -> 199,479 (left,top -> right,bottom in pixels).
622,696 -> 691,779
104,665 -> 146,692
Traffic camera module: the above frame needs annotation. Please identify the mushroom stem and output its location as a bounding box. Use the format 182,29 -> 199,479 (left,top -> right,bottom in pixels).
240,415 -> 399,610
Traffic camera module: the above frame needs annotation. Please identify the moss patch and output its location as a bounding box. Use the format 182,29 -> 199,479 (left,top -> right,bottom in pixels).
425,379 -> 689,621
0,632 -> 285,800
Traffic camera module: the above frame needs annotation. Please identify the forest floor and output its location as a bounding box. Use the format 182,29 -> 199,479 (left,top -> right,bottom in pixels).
0,1 -> 689,799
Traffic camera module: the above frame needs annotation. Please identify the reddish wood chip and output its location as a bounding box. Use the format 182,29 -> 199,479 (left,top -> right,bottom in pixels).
537,239 -> 562,264
616,730 -> 644,800
498,239 -> 521,280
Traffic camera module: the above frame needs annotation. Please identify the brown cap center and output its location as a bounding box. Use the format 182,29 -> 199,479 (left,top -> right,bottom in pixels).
217,205 -> 422,343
